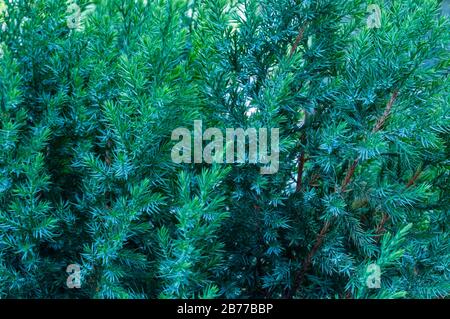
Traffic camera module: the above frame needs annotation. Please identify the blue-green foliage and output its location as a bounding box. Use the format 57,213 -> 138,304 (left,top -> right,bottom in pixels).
0,0 -> 448,298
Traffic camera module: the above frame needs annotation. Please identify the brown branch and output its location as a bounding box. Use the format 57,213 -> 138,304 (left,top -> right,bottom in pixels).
288,90 -> 402,297
284,22 -> 311,298
301,221 -> 331,277
290,23 -> 309,57
287,220 -> 331,298
341,158 -> 360,192
341,90 -> 399,193
406,166 -> 422,188
376,165 -> 423,238
375,213 -> 389,236
292,22 -> 309,192
372,90 -> 399,133
296,152 -> 307,192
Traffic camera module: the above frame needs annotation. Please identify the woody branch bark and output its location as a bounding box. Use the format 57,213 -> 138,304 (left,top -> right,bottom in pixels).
290,23 -> 308,58
372,90 -> 399,133
296,135 -> 307,192
289,89 -> 400,296
290,22 -> 309,193
376,164 -> 423,236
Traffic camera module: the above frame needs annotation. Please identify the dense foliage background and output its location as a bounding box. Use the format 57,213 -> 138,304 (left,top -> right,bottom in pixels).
0,0 -> 448,298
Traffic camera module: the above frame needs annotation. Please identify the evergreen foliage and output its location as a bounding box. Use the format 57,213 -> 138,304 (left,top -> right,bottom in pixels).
0,0 -> 448,298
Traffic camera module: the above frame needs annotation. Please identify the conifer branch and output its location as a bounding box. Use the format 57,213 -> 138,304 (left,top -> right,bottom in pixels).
290,22 -> 309,57
406,166 -> 423,188
376,165 -> 423,237
375,213 -> 389,236
341,158 -> 360,192
290,90 -> 402,296
292,21 -> 309,193
1,0 -> 447,300
372,90 -> 399,133
296,152 -> 306,192
296,134 -> 308,192
300,220 -> 331,278
341,89 -> 400,193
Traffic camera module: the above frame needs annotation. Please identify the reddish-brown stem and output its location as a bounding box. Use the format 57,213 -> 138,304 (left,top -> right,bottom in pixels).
341,158 -> 360,192
288,220 -> 331,298
341,90 -> 399,193
296,152 -> 307,192
284,22 -> 310,299
406,166 -> 422,188
290,23 -> 308,57
376,165 -> 423,238
375,213 -> 390,236
372,90 -> 399,133
301,221 -> 331,276
292,23 -> 309,192
289,90 -> 401,297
